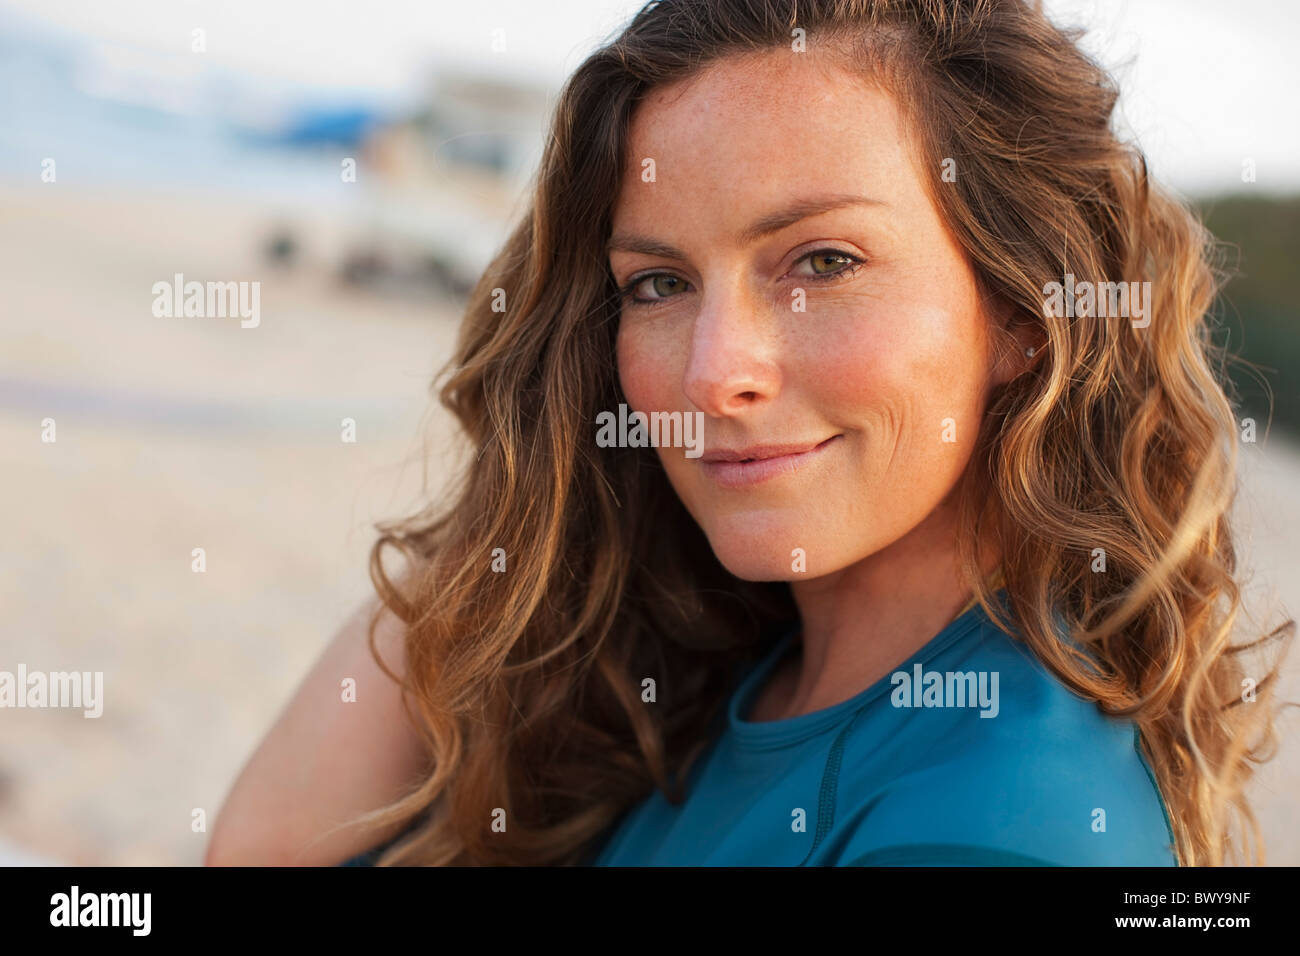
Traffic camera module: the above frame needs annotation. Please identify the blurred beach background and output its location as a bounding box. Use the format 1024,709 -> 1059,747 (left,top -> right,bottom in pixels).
0,0 -> 1296,865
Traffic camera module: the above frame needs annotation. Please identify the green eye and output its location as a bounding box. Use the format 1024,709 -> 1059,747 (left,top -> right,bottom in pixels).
649,275 -> 686,296
796,248 -> 866,284
618,272 -> 692,305
617,248 -> 864,309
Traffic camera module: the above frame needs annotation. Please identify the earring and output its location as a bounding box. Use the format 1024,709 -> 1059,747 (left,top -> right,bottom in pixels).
1025,346 -> 1037,358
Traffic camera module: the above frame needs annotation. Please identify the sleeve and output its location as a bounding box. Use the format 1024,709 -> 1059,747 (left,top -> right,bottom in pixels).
829,724 -> 1178,867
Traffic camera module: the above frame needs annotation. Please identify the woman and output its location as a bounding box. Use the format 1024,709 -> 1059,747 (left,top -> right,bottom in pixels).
207,0 -> 1293,867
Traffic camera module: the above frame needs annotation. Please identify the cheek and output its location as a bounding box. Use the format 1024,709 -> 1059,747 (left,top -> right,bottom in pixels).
614,324 -> 644,405
616,321 -> 675,411
615,322 -> 698,493
811,303 -> 987,443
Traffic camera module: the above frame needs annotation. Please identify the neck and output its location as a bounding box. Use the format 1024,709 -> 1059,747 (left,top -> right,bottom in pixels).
778,497 -> 1000,721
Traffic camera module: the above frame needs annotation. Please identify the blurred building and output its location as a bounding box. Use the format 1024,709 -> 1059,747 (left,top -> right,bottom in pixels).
325,67 -> 554,299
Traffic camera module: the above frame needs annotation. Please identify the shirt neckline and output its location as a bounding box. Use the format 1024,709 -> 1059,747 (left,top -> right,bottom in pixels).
726,588 -> 1008,752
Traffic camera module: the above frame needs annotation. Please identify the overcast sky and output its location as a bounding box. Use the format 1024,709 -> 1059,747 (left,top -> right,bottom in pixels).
4,0 -> 1296,196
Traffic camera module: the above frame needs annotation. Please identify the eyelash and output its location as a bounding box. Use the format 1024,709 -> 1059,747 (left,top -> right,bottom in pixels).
616,249 -> 866,307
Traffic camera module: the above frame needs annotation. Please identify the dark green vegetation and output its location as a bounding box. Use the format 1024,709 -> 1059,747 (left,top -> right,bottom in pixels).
1197,194 -> 1300,441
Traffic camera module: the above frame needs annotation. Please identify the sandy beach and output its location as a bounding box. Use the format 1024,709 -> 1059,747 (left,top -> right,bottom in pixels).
0,184 -> 1295,865
0,183 -> 463,864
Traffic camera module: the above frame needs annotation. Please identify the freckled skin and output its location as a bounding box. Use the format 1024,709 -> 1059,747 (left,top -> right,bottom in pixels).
610,49 -> 1034,717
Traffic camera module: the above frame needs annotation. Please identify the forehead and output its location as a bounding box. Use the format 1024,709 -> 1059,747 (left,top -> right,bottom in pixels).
613,49 -> 926,232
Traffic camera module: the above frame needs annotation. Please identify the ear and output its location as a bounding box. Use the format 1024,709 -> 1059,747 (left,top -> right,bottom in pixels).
989,298 -> 1045,387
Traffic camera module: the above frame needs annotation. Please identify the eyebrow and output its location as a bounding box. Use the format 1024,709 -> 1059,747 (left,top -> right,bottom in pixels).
606,193 -> 887,259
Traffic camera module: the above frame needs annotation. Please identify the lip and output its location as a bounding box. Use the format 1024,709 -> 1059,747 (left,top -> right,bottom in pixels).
700,435 -> 842,488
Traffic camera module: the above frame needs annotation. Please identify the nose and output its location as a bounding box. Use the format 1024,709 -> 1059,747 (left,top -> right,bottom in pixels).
681,278 -> 782,418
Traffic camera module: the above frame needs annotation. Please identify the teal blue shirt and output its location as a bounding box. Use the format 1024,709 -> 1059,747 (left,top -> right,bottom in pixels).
590,591 -> 1178,866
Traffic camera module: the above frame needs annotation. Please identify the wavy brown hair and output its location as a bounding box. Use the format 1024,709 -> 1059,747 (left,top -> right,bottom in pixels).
347,0 -> 1295,866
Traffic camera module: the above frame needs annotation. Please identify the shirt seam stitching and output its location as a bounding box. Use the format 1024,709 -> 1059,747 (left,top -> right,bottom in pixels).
841,843 -> 1061,866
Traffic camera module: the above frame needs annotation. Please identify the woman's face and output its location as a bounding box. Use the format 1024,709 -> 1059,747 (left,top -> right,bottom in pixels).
610,50 -> 1021,581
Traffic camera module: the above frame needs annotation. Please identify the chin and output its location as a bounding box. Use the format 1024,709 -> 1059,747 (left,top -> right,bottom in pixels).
710,550 -> 799,582
697,515 -> 820,582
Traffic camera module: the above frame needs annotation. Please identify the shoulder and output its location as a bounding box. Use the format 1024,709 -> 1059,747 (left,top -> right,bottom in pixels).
832,607 -> 1178,866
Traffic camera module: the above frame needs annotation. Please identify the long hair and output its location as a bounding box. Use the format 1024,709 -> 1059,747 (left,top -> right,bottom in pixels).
347,0 -> 1294,866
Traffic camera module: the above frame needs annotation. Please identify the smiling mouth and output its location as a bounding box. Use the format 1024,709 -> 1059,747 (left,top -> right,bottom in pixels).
700,434 -> 842,487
